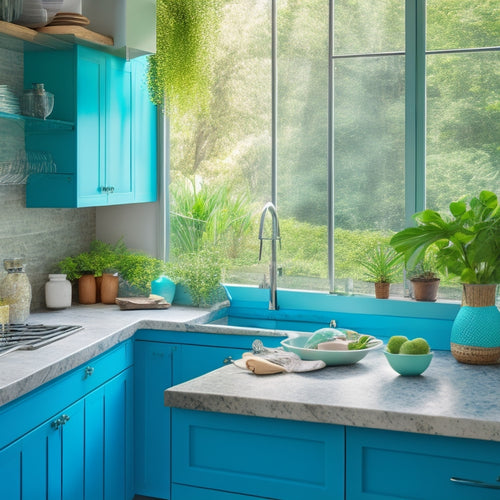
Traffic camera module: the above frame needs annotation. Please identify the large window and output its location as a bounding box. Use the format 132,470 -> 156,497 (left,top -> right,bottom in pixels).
168,0 -> 499,299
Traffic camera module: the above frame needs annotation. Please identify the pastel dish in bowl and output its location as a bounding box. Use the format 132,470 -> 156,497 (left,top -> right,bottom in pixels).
383,350 -> 433,376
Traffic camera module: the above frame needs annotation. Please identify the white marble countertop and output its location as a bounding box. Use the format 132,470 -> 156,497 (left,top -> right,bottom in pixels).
2,303 -> 499,443
165,348 -> 500,442
0,303 -> 212,407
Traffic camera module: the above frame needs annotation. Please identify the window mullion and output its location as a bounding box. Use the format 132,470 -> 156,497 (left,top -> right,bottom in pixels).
405,0 -> 426,225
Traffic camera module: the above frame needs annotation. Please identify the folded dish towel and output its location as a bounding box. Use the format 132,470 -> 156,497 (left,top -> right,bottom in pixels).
235,349 -> 326,375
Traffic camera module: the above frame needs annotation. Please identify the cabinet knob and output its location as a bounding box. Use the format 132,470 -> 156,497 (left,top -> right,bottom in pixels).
51,414 -> 71,430
84,366 -> 94,378
223,356 -> 233,364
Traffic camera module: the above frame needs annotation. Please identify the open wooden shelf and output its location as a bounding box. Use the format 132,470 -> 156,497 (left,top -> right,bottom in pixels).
0,20 -> 113,53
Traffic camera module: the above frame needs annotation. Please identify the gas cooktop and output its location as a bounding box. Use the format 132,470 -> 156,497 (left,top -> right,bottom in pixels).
0,324 -> 83,357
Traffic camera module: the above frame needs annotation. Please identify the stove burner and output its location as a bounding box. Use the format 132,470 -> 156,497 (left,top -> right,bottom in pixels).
0,324 -> 83,357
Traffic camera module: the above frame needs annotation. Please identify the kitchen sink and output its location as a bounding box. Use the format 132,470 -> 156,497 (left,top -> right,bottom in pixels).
0,324 -> 83,357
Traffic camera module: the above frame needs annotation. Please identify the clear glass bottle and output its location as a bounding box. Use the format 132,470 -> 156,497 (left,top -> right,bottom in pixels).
1,258 -> 32,324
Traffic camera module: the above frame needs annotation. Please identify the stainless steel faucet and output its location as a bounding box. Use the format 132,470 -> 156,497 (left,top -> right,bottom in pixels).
258,202 -> 281,310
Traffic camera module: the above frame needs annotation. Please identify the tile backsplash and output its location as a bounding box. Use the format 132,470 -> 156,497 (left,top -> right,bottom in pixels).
0,47 -> 95,312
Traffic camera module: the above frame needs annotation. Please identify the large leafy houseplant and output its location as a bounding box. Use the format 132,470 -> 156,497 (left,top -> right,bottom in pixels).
390,191 -> 500,285
148,0 -> 223,114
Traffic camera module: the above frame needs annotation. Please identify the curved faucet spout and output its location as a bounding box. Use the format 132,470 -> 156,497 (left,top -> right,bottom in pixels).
258,202 -> 281,310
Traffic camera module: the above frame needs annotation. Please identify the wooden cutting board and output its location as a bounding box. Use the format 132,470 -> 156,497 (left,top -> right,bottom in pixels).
115,295 -> 171,310
36,26 -> 113,46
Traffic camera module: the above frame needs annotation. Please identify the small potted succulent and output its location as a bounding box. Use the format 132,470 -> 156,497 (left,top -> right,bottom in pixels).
359,245 -> 403,299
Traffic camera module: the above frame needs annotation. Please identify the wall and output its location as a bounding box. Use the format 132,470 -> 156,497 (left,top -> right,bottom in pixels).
0,47 -> 96,312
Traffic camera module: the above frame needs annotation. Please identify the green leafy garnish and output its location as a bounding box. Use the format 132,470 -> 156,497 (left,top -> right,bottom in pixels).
348,335 -> 371,350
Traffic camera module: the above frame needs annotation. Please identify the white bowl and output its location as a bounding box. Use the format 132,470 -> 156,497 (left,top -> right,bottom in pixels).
281,335 -> 383,366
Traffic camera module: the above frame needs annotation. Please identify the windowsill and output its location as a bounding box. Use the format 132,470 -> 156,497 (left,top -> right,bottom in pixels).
224,283 -> 462,321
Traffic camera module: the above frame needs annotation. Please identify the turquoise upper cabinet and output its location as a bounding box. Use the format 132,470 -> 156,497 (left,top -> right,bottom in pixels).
24,45 -> 157,208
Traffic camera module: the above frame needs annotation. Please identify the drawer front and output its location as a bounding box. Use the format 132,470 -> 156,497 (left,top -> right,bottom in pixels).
172,483 -> 272,499
172,409 -> 344,500
346,427 -> 500,500
0,340 -> 133,450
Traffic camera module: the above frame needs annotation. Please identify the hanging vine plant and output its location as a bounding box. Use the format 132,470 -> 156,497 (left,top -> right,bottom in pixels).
148,0 -> 223,115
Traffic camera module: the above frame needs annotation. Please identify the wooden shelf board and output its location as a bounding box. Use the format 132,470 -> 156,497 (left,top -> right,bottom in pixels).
0,20 -> 113,52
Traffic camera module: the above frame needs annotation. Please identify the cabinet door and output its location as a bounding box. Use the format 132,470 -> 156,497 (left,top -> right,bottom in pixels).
346,427 -> 500,500
84,367 -> 134,500
131,55 -> 157,203
172,409 -> 345,500
105,55 -> 133,204
0,400 -> 83,500
77,47 -> 107,206
134,341 -> 174,498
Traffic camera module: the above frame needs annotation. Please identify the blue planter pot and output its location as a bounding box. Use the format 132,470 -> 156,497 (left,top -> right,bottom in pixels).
451,301 -> 500,365
151,276 -> 177,304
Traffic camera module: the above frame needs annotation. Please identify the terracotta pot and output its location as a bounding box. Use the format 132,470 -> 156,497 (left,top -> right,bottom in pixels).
374,282 -> 390,299
410,278 -> 440,302
95,275 -> 103,302
78,274 -> 96,304
100,273 -> 119,304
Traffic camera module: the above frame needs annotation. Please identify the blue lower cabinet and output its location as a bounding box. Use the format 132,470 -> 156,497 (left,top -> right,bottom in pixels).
346,426 -> 500,500
134,337 -> 258,499
171,409 -> 345,500
0,349 -> 134,500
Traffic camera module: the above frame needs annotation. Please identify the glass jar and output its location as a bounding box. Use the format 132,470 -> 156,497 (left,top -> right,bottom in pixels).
0,258 -> 32,324
45,274 -> 72,309
22,83 -> 54,120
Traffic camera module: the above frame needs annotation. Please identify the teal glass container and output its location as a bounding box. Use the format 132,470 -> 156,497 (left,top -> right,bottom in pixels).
151,276 -> 176,304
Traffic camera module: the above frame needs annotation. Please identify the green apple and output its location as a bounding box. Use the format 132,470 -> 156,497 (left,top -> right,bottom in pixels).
387,335 -> 409,354
399,338 -> 430,355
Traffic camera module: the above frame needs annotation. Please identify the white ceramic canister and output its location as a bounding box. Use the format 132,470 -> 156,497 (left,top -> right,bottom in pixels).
45,274 -> 72,309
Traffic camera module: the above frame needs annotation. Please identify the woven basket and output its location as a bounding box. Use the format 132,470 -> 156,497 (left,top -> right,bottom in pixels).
461,284 -> 497,307
450,343 -> 500,365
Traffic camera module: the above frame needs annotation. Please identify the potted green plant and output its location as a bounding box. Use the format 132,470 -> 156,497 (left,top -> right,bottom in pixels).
147,0 -> 223,115
358,245 -> 403,299
406,253 -> 440,302
166,249 -> 226,307
390,190 -> 500,364
57,240 -> 167,303
390,191 -> 500,288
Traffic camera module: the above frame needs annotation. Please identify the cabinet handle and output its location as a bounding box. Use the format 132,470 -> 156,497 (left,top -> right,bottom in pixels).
223,356 -> 233,364
84,366 -> 94,378
100,186 -> 115,193
450,476 -> 500,490
51,414 -> 70,430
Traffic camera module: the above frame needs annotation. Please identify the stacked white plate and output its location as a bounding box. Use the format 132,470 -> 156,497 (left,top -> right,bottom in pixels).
0,85 -> 21,115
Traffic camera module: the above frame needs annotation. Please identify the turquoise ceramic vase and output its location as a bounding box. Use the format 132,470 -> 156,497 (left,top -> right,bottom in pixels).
450,284 -> 500,365
151,276 -> 176,304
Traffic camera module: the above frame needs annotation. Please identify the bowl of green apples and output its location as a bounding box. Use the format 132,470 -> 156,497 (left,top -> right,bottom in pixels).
384,336 -> 433,376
